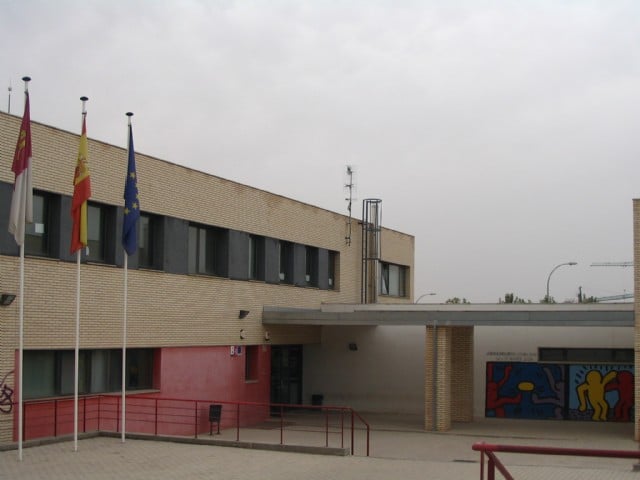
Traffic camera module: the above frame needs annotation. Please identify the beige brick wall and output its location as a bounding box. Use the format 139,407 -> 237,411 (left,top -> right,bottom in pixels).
0,112 -> 415,444
425,325 -> 453,431
451,326 -> 474,422
424,325 -> 473,431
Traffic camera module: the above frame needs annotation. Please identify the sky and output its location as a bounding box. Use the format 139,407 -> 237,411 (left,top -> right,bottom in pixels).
2,0 -> 639,303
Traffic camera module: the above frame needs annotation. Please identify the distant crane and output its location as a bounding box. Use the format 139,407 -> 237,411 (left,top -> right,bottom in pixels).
590,262 -> 633,267
586,262 -> 633,302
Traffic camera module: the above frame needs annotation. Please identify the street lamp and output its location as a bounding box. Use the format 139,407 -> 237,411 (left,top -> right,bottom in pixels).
415,293 -> 437,303
545,262 -> 577,303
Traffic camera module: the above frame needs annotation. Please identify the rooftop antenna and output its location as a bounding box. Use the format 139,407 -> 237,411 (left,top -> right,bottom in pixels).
7,81 -> 12,114
345,165 -> 355,246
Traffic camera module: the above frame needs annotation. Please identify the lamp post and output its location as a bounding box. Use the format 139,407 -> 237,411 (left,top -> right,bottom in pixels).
415,293 -> 437,303
545,262 -> 577,303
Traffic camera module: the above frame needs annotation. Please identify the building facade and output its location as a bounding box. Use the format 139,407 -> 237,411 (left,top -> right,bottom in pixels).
0,111 -> 414,445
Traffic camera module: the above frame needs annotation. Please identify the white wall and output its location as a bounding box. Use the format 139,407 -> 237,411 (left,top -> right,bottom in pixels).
303,325 -> 425,414
302,323 -> 634,419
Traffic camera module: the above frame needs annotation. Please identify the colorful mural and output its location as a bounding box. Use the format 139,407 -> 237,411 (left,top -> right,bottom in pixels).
486,362 -> 634,422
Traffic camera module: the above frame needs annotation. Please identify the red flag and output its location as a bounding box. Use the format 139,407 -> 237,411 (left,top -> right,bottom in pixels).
8,92 -> 33,246
70,115 -> 91,253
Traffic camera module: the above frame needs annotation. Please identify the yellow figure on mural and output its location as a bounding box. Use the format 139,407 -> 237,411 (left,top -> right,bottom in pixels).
577,370 -> 617,421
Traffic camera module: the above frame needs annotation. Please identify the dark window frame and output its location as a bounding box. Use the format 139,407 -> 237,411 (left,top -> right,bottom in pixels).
328,251 -> 338,290
25,190 -> 51,257
379,261 -> 408,297
188,223 -> 228,277
305,246 -> 318,287
138,213 -> 163,270
538,347 -> 633,364
23,348 -> 155,400
279,240 -> 293,284
245,345 -> 259,382
248,234 -> 265,281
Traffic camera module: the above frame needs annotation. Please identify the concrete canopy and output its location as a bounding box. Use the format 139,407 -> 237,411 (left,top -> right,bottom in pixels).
263,303 -> 634,327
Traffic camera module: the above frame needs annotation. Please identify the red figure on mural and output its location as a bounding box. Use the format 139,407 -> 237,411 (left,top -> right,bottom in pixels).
486,364 -> 522,417
605,370 -> 634,421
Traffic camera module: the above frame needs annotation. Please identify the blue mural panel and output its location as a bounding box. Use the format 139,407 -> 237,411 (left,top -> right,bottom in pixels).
485,362 -> 564,419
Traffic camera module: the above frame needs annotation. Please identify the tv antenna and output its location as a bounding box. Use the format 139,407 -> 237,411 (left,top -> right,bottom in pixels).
7,81 -> 12,114
345,165 -> 356,246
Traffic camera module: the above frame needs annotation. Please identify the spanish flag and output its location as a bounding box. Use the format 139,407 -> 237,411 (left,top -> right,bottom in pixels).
70,115 -> 91,254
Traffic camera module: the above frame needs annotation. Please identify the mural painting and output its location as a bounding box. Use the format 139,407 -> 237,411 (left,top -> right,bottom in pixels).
486,362 -> 634,421
568,365 -> 634,421
486,362 -> 564,419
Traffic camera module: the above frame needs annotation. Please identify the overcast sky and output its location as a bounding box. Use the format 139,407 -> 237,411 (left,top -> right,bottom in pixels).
2,1 -> 639,303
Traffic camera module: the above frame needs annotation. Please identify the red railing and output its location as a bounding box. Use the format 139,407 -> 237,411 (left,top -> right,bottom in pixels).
20,396 -> 370,456
472,442 -> 640,480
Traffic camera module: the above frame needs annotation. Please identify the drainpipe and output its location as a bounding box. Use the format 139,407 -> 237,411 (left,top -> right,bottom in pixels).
432,319 -> 437,431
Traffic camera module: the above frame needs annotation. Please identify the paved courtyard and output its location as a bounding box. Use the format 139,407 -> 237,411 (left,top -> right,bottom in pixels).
1,416 -> 639,479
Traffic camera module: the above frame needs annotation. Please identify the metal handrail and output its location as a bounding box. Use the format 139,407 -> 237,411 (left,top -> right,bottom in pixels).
20,396 -> 370,456
472,442 -> 640,480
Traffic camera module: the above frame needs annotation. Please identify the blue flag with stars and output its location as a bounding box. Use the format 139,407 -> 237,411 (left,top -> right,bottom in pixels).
122,123 -> 139,255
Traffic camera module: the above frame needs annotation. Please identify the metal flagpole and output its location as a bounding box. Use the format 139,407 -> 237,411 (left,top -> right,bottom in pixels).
74,96 -> 88,453
122,252 -> 127,443
17,75 -> 31,462
122,111 -> 133,443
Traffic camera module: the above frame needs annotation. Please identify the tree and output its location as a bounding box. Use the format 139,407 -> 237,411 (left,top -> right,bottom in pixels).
445,297 -> 470,304
500,293 -> 531,304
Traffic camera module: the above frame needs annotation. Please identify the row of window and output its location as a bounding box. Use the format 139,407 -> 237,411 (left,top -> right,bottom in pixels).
23,349 -> 154,399
14,186 -> 409,297
21,190 -> 339,289
538,347 -> 633,364
23,347 -> 263,400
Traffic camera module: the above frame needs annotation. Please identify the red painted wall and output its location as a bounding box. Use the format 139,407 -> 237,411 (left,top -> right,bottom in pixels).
18,345 -> 272,440
156,345 -> 271,403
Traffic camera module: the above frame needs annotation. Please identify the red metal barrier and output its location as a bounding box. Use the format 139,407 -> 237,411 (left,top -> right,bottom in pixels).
472,442 -> 640,480
20,396 -> 370,456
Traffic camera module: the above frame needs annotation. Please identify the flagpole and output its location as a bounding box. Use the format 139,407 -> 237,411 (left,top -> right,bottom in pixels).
17,75 -> 31,462
73,96 -> 88,453
122,111 -> 134,443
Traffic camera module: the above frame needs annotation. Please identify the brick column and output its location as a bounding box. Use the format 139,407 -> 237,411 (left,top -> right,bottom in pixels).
424,324 -> 452,431
451,326 -> 474,422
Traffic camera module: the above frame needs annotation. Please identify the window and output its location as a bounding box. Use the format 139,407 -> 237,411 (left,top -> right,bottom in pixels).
139,213 -> 162,270
87,203 -> 106,262
279,241 -> 293,284
188,224 -> 227,276
305,246 -> 318,286
248,234 -> 265,280
23,348 -> 155,399
539,347 -> 633,364
245,346 -> 259,381
328,251 -> 338,290
379,262 -> 408,297
25,192 -> 50,257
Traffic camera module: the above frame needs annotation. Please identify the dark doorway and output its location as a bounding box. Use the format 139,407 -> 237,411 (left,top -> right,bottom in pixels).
270,345 -> 302,407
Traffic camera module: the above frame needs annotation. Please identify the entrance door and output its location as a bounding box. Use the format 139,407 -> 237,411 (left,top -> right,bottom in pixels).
270,345 -> 302,406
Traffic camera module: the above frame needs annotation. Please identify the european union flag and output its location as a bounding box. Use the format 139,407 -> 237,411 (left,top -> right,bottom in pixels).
122,123 -> 139,255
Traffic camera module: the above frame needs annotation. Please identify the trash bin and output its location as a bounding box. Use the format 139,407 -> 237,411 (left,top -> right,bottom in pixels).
209,404 -> 222,435
311,394 -> 323,406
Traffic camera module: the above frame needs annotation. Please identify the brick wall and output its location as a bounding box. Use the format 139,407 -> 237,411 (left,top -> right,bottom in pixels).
0,111 -> 414,444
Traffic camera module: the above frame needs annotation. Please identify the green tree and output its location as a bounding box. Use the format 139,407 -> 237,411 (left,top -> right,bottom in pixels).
445,297 -> 470,304
500,293 -> 531,304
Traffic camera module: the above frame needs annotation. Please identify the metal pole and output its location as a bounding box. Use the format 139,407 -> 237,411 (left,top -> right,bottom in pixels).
546,262 -> 577,302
